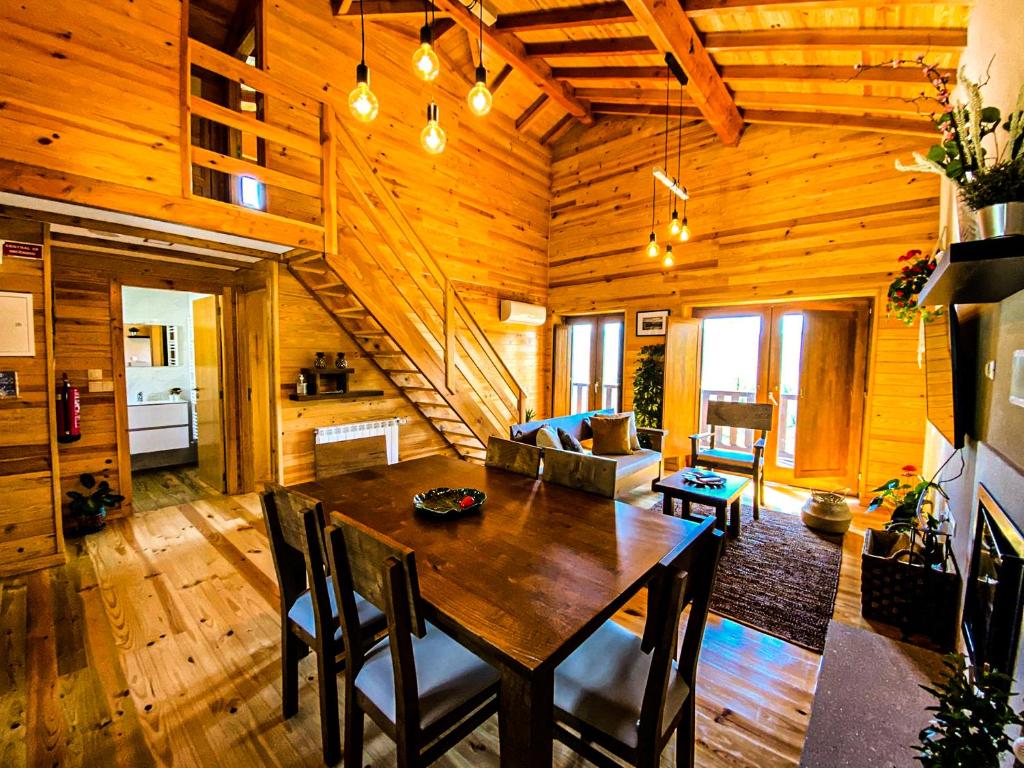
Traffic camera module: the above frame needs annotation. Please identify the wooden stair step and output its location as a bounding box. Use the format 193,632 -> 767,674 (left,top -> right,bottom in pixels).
450,438 -> 485,449
401,385 -> 434,392
430,416 -> 464,424
289,250 -> 326,265
384,368 -> 420,375
319,285 -> 350,296
317,280 -> 347,291
335,308 -> 368,318
290,263 -> 328,275
371,351 -> 407,358
354,329 -> 388,337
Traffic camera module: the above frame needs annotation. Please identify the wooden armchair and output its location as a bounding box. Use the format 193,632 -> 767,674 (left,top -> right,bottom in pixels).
689,401 -> 774,518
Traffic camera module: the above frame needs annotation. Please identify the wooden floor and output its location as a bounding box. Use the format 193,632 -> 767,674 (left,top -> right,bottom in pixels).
0,478 -> 886,767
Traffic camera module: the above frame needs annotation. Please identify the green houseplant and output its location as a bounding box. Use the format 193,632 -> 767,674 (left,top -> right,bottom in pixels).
67,472 -> 124,534
916,654 -> 1023,767
632,344 -> 664,447
867,464 -> 949,531
890,59 -> 1024,237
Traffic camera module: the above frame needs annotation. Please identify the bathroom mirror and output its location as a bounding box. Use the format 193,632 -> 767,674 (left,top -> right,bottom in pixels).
125,324 -> 180,367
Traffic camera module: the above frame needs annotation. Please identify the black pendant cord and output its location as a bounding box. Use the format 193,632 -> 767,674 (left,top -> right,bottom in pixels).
663,68 -> 670,173
478,0 -> 484,63
675,85 -> 682,186
650,178 -> 656,232
359,0 -> 366,66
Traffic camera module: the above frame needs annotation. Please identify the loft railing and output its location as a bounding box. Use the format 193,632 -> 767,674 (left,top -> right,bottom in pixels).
181,36 -> 525,435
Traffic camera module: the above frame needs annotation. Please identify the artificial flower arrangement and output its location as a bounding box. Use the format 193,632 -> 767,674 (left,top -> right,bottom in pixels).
886,248 -> 942,325
883,58 -> 1024,214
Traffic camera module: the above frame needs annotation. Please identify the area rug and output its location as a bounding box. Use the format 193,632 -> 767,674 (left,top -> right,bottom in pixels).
652,498 -> 844,653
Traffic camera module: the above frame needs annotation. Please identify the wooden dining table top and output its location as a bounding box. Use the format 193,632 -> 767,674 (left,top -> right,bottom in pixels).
292,454 -> 705,674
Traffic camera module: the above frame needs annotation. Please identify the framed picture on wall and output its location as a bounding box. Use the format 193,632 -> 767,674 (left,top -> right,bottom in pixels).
636,309 -> 669,337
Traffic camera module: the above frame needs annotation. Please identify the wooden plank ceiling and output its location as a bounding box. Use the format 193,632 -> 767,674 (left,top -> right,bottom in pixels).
326,0 -> 970,144
194,0 -> 970,143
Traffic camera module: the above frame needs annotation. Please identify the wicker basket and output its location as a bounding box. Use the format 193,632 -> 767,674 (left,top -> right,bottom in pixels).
861,528 -> 962,651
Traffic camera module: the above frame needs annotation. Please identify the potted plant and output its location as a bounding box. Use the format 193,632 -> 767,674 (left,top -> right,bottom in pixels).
916,654 -> 1023,767
632,344 -> 664,448
67,472 -> 124,534
890,59 -> 1024,238
886,249 -> 943,326
861,465 -> 960,649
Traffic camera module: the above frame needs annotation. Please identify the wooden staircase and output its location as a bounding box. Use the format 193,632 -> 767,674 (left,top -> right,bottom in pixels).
285,117 -> 526,463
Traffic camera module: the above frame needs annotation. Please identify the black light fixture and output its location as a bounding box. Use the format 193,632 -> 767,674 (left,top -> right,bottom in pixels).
347,0 -> 379,122
467,0 -> 492,116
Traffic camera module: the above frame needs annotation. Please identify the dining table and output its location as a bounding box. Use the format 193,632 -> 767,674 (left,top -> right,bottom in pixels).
292,454 -> 709,768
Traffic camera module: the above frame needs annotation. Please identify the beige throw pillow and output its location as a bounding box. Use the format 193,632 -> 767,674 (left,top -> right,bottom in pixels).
535,424 -> 561,450
590,415 -> 632,455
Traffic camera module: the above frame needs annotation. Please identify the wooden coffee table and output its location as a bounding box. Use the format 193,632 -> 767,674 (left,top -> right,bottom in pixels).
653,470 -> 751,537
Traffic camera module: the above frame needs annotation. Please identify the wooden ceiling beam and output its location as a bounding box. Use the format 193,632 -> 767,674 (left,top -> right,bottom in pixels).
490,64 -> 515,93
525,37 -> 657,58
742,108 -> 937,137
591,102 -> 937,136
539,115 -> 577,146
721,64 -> 957,84
516,94 -> 550,130
623,0 -> 744,145
494,2 -> 634,32
335,1 -> 447,19
554,64 -> 955,85
685,0 -> 971,16
49,232 -> 254,270
703,28 -> 967,52
430,0 -> 593,123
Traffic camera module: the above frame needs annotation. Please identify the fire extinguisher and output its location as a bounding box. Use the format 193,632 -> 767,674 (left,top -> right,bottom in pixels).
56,372 -> 81,444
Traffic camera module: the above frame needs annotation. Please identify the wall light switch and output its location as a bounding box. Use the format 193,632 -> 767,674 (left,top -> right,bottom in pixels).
984,359 -> 997,380
87,368 -> 103,381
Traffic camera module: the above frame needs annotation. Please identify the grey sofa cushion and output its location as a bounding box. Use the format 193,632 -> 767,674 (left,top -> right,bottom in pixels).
355,621 -> 499,729
554,619 -> 690,750
287,575 -> 385,643
603,448 -> 661,479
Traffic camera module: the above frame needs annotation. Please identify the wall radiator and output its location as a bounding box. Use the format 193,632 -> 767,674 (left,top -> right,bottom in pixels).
314,418 -> 400,464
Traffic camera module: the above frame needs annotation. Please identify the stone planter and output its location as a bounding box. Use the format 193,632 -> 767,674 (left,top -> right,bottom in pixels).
976,201 -> 1024,239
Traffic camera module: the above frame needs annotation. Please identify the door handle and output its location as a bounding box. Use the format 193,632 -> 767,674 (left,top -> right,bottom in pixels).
768,391 -> 779,407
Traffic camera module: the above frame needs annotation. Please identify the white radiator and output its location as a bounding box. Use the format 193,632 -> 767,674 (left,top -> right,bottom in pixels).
314,418 -> 400,464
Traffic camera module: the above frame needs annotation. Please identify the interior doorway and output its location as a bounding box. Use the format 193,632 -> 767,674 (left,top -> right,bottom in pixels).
123,286 -> 226,510
565,314 -> 625,414
695,300 -> 870,491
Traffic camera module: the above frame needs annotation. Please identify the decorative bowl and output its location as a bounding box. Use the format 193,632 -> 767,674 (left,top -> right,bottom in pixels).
413,487 -> 486,519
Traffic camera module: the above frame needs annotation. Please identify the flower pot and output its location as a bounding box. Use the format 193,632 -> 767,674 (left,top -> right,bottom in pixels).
975,202 -> 1024,239
801,495 -> 851,534
73,507 -> 107,535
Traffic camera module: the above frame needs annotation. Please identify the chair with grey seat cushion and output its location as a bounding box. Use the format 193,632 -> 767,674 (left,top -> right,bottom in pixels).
552,515 -> 724,768
261,485 -> 387,766
485,436 -> 542,478
324,515 -> 500,768
689,401 -> 774,519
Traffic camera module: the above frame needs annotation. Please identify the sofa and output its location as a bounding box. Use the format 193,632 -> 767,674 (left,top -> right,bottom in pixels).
509,409 -> 667,498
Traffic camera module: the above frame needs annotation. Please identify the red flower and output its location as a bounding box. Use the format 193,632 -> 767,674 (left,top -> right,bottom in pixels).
901,464 -> 917,473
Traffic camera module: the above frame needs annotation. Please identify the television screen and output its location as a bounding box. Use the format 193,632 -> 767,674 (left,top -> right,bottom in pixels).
923,307 -> 963,448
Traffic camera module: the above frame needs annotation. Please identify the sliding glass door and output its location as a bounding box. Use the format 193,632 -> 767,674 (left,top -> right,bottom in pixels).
567,314 -> 624,414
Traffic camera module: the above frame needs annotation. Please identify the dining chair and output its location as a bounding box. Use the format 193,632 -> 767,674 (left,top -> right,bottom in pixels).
552,515 -> 724,768
261,484 -> 387,766
485,436 -> 542,477
689,401 -> 774,518
323,514 -> 500,768
541,447 -> 617,498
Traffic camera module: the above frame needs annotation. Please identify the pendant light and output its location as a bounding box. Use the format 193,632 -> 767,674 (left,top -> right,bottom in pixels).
675,86 -> 691,242
663,243 -> 674,268
467,0 -> 492,116
412,1 -> 440,82
347,0 -> 379,122
645,179 -> 659,258
420,100 -> 447,154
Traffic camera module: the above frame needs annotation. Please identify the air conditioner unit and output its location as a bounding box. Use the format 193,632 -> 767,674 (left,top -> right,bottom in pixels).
499,300 -> 547,326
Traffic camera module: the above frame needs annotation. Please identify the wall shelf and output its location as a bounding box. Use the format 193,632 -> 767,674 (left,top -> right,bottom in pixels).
918,235 -> 1024,306
289,389 -> 384,402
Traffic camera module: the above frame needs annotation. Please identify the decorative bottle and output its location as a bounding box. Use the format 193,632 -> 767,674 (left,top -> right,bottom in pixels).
296,373 -> 308,396
313,352 -> 327,370
334,352 -> 348,369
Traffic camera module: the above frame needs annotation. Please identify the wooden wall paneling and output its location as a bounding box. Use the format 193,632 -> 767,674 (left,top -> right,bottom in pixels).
548,118 -> 934,493
42,226 -> 64,550
0,218 -> 63,575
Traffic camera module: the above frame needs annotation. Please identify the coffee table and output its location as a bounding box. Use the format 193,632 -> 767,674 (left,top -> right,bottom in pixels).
653,470 -> 751,537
